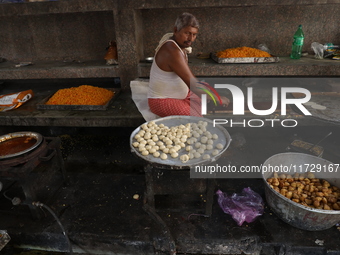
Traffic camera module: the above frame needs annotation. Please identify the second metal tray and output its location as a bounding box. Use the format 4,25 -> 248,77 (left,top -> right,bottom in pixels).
36,88 -> 120,111
211,52 -> 279,64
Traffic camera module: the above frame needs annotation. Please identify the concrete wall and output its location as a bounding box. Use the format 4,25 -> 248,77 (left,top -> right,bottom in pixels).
1,4 -> 339,62
0,11 -> 115,62
0,0 -> 340,89
142,5 -> 340,58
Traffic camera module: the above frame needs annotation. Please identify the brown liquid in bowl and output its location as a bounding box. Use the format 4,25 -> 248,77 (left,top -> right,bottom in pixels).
0,136 -> 37,156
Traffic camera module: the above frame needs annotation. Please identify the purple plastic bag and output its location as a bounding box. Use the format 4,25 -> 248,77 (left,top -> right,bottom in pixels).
216,187 -> 264,226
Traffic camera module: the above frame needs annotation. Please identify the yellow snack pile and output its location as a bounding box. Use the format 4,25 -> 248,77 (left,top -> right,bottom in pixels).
216,46 -> 271,58
46,85 -> 114,105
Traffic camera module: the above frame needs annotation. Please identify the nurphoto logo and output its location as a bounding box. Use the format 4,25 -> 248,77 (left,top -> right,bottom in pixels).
195,78 -> 313,128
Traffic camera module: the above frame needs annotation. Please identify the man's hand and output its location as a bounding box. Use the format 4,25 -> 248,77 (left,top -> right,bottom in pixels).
221,96 -> 230,107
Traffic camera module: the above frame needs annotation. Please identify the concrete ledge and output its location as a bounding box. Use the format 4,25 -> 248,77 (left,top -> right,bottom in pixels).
0,60 -> 119,80
0,89 -> 145,128
139,56 -> 340,77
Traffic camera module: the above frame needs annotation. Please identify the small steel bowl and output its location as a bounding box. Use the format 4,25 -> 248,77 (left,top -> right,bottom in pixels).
145,57 -> 154,63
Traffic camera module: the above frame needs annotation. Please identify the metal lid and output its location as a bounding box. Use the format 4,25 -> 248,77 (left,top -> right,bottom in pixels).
0,131 -> 43,160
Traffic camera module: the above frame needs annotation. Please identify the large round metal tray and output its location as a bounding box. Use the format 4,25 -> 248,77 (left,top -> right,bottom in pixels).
0,131 -> 43,159
130,116 -> 232,169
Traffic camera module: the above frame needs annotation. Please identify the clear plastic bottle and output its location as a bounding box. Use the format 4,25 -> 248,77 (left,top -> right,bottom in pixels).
290,25 -> 304,59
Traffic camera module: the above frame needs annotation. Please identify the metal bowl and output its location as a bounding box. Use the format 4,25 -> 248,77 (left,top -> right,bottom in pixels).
262,152 -> 340,231
145,57 -> 154,63
130,116 -> 232,169
0,131 -> 43,159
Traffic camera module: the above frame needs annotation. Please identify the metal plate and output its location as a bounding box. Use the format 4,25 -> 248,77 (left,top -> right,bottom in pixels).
36,88 -> 120,111
145,57 -> 154,63
303,95 -> 340,124
0,131 -> 43,159
291,92 -> 340,124
211,53 -> 279,64
130,116 -> 232,169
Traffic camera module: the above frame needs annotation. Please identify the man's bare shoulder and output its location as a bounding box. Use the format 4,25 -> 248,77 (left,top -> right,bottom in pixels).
156,40 -> 185,71
159,41 -> 181,56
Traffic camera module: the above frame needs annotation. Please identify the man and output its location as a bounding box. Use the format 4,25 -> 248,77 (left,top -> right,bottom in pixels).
148,12 -> 229,117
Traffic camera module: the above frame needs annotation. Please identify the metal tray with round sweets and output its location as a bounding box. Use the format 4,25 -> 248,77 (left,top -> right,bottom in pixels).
130,116 -> 232,169
0,131 -> 43,159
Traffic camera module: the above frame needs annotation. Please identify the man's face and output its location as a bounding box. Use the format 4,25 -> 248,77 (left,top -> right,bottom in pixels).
173,26 -> 198,49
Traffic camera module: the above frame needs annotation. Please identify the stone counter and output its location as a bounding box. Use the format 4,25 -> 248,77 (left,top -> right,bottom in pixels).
139,56 -> 340,78
0,88 -> 335,128
2,56 -> 340,82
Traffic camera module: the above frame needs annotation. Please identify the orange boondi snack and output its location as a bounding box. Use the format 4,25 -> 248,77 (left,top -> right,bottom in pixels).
216,46 -> 271,58
46,85 -> 114,105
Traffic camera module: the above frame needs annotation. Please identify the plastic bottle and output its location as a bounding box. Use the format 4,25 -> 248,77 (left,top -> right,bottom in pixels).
290,25 -> 304,59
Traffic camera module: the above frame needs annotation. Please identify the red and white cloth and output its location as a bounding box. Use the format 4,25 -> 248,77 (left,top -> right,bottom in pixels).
148,91 -> 202,117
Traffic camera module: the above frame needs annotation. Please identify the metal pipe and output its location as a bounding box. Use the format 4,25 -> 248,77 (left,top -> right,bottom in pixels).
308,131 -> 332,154
32,201 -> 73,255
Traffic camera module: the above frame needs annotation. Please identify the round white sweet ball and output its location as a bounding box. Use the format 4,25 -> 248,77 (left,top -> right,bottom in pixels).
194,152 -> 201,158
142,150 -> 149,156
202,154 -> 211,160
216,143 -> 224,150
212,149 -> 219,156
180,154 -> 189,163
171,152 -> 179,158
197,148 -> 205,154
186,145 -> 193,152
200,136 -> 208,144
153,151 -> 160,158
195,142 -> 201,149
